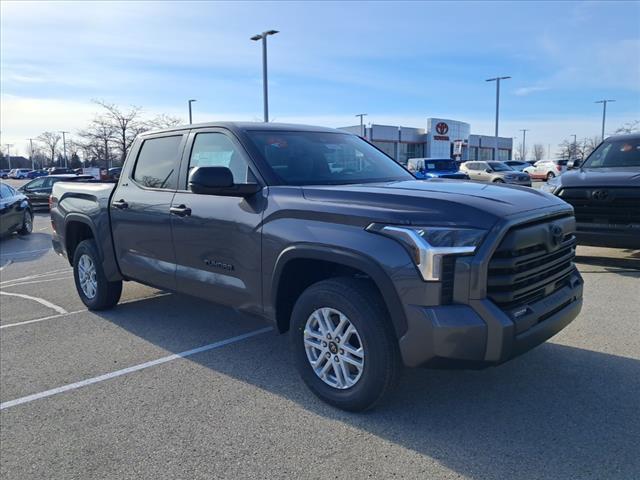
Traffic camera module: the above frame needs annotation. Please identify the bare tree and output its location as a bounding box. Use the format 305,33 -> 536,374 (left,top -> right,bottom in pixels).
93,100 -> 146,164
532,144 -> 545,161
37,131 -> 62,166
146,114 -> 183,130
615,120 -> 639,134
78,115 -> 117,169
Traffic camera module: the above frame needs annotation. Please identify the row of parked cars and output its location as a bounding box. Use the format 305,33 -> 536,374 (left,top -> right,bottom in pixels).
1,166 -> 123,180
407,157 -> 568,187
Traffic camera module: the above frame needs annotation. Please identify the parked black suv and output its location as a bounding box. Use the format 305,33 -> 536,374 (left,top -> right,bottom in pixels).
542,133 -> 640,249
50,122 -> 583,411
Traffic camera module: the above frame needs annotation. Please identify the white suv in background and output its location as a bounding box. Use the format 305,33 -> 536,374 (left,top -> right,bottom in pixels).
9,168 -> 32,179
523,160 -> 568,180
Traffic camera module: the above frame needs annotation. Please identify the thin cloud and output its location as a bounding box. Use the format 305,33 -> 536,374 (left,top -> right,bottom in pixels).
514,86 -> 550,96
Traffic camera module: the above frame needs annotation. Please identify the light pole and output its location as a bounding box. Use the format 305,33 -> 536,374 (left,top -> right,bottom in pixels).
27,138 -> 35,169
595,99 -> 615,141
519,129 -> 529,161
355,113 -> 367,137
570,134 -> 577,160
60,131 -> 69,168
486,75 -> 511,160
188,99 -> 197,124
5,144 -> 13,170
251,29 -> 279,122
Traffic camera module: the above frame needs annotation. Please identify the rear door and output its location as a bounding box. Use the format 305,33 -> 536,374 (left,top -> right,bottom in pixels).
169,129 -> 265,314
0,184 -> 22,233
110,132 -> 188,290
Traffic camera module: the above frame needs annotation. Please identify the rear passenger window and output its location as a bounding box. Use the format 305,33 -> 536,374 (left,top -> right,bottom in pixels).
133,136 -> 183,189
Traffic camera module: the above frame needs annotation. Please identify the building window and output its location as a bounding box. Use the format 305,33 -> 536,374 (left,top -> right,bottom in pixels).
468,146 -> 478,161
406,143 -> 424,161
498,149 -> 511,161
479,148 -> 493,161
372,141 -> 395,160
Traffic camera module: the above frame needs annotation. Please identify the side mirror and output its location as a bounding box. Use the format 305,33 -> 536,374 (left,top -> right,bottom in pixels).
188,166 -> 260,197
568,159 -> 581,169
485,168 -> 492,173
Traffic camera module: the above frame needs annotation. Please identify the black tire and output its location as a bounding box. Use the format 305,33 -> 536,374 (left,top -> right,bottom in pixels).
17,209 -> 33,235
73,239 -> 122,310
493,178 -> 505,183
547,172 -> 555,180
290,277 -> 401,412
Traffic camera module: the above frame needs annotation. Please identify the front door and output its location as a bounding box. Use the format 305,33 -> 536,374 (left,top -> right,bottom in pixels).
170,130 -> 265,315
110,132 -> 187,291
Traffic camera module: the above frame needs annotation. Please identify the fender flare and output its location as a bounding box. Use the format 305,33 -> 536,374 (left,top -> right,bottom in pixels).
271,244 -> 408,338
64,213 -> 103,261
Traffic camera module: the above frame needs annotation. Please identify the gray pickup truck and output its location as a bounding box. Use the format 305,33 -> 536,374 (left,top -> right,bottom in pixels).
51,122 -> 583,411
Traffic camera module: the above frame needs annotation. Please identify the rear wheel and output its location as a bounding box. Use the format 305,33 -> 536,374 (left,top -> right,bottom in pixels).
73,239 -> 122,310
546,172 -> 555,180
17,209 -> 33,235
493,178 -> 505,183
290,278 -> 401,411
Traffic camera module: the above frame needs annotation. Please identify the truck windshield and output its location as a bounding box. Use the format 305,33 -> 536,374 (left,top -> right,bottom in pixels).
246,131 -> 413,185
583,138 -> 640,168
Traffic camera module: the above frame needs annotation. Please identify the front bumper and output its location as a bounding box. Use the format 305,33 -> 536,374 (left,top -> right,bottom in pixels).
398,269 -> 583,368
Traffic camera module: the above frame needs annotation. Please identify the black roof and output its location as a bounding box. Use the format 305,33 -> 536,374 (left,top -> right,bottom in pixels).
141,121 -> 347,137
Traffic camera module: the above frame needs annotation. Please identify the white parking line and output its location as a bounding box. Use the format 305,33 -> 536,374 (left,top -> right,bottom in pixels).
1,276 -> 73,288
0,268 -> 72,285
0,326 -> 273,410
0,260 -> 12,271
0,292 -> 173,329
0,291 -> 68,314
0,247 -> 51,258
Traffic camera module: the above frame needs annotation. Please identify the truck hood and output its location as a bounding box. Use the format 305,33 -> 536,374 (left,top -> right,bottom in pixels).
301,179 -> 569,229
556,167 -> 640,188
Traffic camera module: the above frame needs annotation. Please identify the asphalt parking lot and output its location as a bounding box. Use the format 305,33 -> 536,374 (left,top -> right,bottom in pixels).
1,180 -> 639,479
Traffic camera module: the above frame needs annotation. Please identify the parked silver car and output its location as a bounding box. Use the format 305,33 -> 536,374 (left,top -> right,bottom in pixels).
460,161 -> 532,186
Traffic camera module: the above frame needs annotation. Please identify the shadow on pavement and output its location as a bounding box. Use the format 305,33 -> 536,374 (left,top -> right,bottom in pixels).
94,293 -> 640,480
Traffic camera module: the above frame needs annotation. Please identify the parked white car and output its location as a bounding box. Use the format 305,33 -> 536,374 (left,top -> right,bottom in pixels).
9,168 -> 32,179
523,160 -> 568,180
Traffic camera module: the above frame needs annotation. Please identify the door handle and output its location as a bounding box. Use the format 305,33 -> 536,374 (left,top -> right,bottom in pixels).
112,199 -> 129,209
170,205 -> 191,217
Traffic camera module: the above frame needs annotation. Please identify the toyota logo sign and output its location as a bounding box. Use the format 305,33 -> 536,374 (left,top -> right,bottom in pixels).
435,122 -> 449,135
591,189 -> 610,201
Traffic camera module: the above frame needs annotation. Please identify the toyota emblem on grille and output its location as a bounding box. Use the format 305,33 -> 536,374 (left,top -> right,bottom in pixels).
549,224 -> 563,246
591,189 -> 610,201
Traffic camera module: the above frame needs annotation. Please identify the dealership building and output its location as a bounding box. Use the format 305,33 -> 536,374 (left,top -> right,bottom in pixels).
340,118 -> 513,165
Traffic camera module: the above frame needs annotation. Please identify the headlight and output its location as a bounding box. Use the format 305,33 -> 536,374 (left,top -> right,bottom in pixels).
540,177 -> 559,194
366,224 -> 486,281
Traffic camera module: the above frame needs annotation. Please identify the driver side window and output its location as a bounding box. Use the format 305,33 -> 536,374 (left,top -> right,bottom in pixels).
189,133 -> 250,184
27,178 -> 46,189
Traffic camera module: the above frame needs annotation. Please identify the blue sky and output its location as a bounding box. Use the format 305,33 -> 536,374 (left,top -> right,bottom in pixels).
1,0 -> 639,155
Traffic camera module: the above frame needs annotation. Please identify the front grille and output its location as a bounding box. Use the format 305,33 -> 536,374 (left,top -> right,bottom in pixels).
558,187 -> 640,226
487,215 -> 577,309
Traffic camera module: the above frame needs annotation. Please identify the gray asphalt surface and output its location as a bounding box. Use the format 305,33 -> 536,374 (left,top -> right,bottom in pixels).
1,179 -> 639,479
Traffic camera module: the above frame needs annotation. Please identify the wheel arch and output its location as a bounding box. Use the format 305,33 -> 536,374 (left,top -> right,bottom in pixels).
64,214 -> 101,266
271,245 -> 408,338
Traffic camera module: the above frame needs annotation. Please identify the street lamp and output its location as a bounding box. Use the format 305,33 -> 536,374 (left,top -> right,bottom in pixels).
27,138 -> 35,170
188,99 -> 197,124
570,134 -> 577,160
355,113 -> 367,137
519,129 -> 529,161
486,76 -> 511,160
251,29 -> 279,123
595,99 -> 615,141
60,131 -> 69,168
5,144 -> 13,170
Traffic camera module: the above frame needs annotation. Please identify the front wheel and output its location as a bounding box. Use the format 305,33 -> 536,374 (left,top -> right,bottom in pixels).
493,178 -> 505,183
73,239 -> 122,310
290,278 -> 401,411
17,209 -> 33,235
